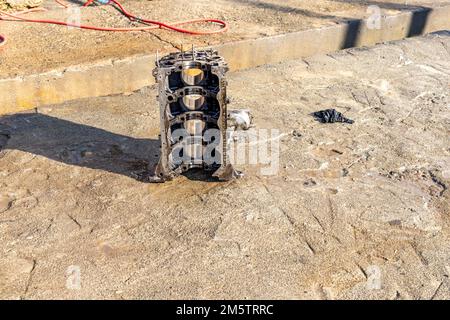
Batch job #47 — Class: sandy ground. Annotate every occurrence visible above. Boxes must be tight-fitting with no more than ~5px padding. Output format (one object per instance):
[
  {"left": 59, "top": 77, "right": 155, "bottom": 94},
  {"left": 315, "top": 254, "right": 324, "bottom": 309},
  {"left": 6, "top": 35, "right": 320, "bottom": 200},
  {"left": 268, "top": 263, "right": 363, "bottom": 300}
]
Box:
[
  {"left": 0, "top": 0, "right": 43, "bottom": 11},
  {"left": 0, "top": 33, "right": 450, "bottom": 299},
  {"left": 1, "top": 0, "right": 450, "bottom": 77}
]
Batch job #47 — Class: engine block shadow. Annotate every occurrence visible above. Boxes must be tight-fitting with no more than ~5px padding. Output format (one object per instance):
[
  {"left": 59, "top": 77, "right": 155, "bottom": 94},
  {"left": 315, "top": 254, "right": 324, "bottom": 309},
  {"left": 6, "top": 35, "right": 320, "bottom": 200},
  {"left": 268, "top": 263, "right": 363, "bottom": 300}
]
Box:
[{"left": 0, "top": 113, "right": 160, "bottom": 181}]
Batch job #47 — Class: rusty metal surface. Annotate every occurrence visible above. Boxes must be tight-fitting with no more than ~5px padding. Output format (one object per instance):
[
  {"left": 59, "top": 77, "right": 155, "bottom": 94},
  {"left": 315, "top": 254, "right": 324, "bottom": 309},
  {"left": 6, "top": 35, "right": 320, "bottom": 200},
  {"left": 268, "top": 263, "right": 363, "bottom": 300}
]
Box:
[{"left": 150, "top": 49, "right": 240, "bottom": 182}]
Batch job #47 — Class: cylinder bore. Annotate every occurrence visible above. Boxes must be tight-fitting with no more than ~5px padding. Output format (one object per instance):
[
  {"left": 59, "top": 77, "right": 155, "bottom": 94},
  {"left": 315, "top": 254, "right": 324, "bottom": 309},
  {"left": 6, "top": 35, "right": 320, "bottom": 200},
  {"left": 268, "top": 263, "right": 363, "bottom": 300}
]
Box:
[
  {"left": 185, "top": 118, "right": 205, "bottom": 136},
  {"left": 181, "top": 62, "right": 204, "bottom": 86},
  {"left": 185, "top": 143, "right": 203, "bottom": 161},
  {"left": 182, "top": 94, "right": 205, "bottom": 111}
]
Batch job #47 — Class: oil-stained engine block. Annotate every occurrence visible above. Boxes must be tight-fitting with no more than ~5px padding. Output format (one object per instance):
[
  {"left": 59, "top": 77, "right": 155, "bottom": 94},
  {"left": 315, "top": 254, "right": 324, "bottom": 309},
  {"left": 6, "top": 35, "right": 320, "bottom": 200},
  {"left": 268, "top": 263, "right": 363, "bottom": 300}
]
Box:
[{"left": 150, "top": 49, "right": 240, "bottom": 182}]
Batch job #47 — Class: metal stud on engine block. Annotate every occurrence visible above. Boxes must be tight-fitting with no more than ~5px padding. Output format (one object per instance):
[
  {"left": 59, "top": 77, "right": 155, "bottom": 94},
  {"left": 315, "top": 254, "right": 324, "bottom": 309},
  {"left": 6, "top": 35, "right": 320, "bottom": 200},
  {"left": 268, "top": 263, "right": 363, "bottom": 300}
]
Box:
[{"left": 150, "top": 48, "right": 240, "bottom": 182}]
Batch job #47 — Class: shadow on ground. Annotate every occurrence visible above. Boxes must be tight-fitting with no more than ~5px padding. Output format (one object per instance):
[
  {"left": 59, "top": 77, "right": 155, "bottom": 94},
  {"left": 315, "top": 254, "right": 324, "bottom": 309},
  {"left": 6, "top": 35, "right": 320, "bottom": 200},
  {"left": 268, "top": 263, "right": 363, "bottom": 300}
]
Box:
[
  {"left": 330, "top": 0, "right": 427, "bottom": 11},
  {"left": 0, "top": 113, "right": 226, "bottom": 182},
  {"left": 228, "top": 0, "right": 432, "bottom": 48},
  {"left": 0, "top": 113, "right": 160, "bottom": 181}
]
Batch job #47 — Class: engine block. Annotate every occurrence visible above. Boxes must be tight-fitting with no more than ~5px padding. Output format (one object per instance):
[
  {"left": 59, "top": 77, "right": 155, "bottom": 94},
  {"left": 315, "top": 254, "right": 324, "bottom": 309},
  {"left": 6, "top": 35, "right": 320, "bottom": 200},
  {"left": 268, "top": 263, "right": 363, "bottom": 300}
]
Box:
[{"left": 150, "top": 49, "right": 240, "bottom": 182}]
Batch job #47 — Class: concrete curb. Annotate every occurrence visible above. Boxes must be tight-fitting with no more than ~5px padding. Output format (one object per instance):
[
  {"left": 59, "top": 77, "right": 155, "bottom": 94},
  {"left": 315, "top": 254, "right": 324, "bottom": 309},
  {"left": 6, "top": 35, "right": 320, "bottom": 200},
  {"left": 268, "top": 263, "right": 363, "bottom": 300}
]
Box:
[{"left": 1, "top": 5, "right": 449, "bottom": 115}]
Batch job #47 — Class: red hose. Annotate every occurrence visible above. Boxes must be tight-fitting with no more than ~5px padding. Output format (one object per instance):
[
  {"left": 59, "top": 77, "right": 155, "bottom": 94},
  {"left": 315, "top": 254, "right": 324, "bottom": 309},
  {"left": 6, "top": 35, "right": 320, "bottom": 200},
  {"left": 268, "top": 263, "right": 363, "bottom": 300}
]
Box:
[
  {"left": 83, "top": 0, "right": 96, "bottom": 7},
  {"left": 0, "top": 7, "right": 48, "bottom": 48},
  {"left": 0, "top": 0, "right": 228, "bottom": 48},
  {"left": 107, "top": 0, "right": 228, "bottom": 35}
]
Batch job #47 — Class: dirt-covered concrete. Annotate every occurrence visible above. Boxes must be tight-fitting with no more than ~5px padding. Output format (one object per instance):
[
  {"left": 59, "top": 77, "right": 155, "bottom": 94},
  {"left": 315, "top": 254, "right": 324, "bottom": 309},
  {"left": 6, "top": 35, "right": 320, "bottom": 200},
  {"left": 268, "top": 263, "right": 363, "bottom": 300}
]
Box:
[
  {"left": 0, "top": 0, "right": 42, "bottom": 11},
  {"left": 1, "top": 0, "right": 450, "bottom": 77},
  {"left": 1, "top": 33, "right": 449, "bottom": 299}
]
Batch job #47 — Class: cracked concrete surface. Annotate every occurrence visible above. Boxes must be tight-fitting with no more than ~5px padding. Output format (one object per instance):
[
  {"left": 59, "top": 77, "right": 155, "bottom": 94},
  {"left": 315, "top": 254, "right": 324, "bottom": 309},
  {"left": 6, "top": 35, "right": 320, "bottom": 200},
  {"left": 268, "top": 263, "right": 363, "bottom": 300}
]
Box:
[{"left": 0, "top": 33, "right": 449, "bottom": 299}]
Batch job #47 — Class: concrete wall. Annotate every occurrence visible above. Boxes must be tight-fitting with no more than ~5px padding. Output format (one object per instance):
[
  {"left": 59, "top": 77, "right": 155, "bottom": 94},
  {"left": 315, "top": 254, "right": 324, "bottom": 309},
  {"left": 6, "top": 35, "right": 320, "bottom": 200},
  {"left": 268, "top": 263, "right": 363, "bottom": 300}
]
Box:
[{"left": 1, "top": 5, "right": 449, "bottom": 115}]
